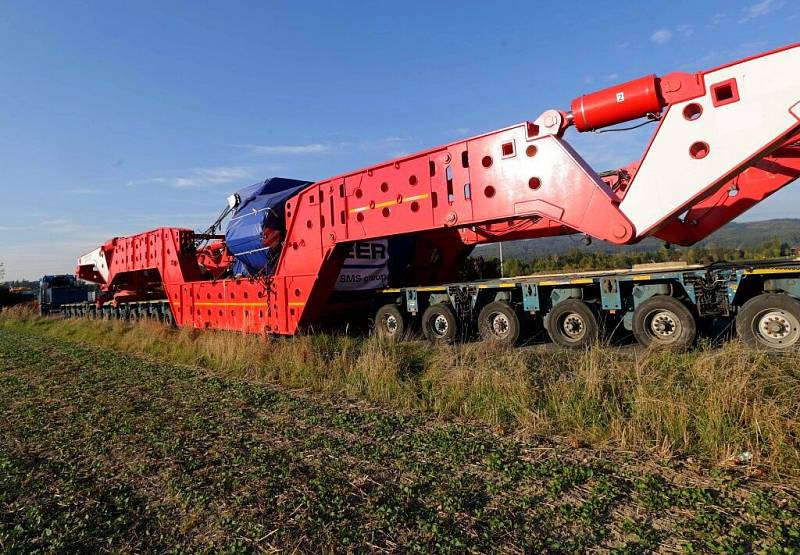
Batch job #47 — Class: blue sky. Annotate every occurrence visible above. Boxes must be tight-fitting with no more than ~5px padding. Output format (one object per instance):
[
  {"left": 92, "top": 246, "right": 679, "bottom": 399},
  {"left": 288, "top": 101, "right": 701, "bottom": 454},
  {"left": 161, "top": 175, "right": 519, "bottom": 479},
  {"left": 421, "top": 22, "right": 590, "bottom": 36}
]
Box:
[{"left": 1, "top": 0, "right": 798, "bottom": 280}]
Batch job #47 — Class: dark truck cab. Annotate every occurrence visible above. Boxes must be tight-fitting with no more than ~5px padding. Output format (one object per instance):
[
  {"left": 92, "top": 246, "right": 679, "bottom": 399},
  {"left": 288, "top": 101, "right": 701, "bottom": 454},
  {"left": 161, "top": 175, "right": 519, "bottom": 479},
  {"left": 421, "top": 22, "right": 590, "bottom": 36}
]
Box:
[{"left": 38, "top": 275, "right": 93, "bottom": 315}]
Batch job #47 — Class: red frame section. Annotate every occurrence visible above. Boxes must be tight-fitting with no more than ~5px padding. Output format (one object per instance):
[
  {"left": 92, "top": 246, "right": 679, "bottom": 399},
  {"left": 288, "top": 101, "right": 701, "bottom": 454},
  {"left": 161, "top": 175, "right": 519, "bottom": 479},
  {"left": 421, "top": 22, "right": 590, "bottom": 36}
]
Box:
[{"left": 655, "top": 134, "right": 800, "bottom": 245}]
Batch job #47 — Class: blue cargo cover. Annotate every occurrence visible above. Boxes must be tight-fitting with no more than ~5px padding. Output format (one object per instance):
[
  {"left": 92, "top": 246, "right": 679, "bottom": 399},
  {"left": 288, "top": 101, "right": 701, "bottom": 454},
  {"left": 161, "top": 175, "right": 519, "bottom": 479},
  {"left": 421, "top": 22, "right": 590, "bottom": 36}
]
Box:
[{"left": 225, "top": 177, "right": 312, "bottom": 277}]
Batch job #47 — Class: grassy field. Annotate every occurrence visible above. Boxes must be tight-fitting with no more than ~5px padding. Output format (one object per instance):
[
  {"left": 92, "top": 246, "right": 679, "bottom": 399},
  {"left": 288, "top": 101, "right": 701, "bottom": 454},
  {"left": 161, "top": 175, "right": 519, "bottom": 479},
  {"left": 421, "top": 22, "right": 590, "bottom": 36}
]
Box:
[
  {"left": 1, "top": 312, "right": 799, "bottom": 551},
  {"left": 3, "top": 309, "right": 799, "bottom": 475}
]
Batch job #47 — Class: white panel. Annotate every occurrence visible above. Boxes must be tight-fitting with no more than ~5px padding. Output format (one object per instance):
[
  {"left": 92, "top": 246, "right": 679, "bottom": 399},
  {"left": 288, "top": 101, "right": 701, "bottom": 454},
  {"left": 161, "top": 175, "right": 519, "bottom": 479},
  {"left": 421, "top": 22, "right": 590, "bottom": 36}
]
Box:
[
  {"left": 78, "top": 247, "right": 109, "bottom": 281},
  {"left": 619, "top": 46, "right": 800, "bottom": 236}
]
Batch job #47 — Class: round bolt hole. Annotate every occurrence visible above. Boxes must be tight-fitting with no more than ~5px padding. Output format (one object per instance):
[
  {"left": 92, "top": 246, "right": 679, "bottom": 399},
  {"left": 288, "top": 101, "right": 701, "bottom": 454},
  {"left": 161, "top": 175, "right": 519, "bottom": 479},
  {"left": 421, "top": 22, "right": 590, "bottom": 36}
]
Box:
[
  {"left": 409, "top": 175, "right": 417, "bottom": 186},
  {"left": 306, "top": 220, "right": 313, "bottom": 228},
  {"left": 689, "top": 141, "right": 710, "bottom": 159},
  {"left": 382, "top": 207, "right": 390, "bottom": 217},
  {"left": 380, "top": 182, "right": 389, "bottom": 193},
  {"left": 355, "top": 189, "right": 363, "bottom": 198},
  {"left": 683, "top": 103, "right": 703, "bottom": 121},
  {"left": 484, "top": 185, "right": 496, "bottom": 198},
  {"left": 410, "top": 201, "right": 420, "bottom": 212},
  {"left": 294, "top": 288, "right": 301, "bottom": 297},
  {"left": 526, "top": 145, "right": 538, "bottom": 157},
  {"left": 482, "top": 155, "right": 493, "bottom": 168},
  {"left": 356, "top": 212, "right": 364, "bottom": 222},
  {"left": 528, "top": 177, "right": 541, "bottom": 190}
]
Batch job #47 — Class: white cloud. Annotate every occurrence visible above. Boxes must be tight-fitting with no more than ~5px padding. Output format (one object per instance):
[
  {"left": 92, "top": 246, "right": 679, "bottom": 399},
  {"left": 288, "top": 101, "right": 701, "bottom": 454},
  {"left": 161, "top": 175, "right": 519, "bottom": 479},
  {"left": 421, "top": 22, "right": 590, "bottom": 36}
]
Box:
[
  {"left": 233, "top": 143, "right": 332, "bottom": 156},
  {"left": 174, "top": 166, "right": 252, "bottom": 188},
  {"left": 738, "top": 0, "right": 783, "bottom": 23},
  {"left": 127, "top": 176, "right": 168, "bottom": 187},
  {"left": 233, "top": 137, "right": 413, "bottom": 158},
  {"left": 65, "top": 187, "right": 102, "bottom": 195},
  {"left": 676, "top": 24, "right": 694, "bottom": 37},
  {"left": 40, "top": 218, "right": 73, "bottom": 226},
  {"left": 650, "top": 29, "right": 673, "bottom": 44},
  {"left": 129, "top": 167, "right": 252, "bottom": 189}
]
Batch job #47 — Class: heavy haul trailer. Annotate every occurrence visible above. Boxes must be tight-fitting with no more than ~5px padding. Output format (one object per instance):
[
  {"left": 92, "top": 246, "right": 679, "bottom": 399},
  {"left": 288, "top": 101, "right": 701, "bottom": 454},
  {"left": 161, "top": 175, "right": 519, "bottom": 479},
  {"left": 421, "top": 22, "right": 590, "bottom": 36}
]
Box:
[
  {"left": 372, "top": 259, "right": 800, "bottom": 350},
  {"left": 67, "top": 43, "right": 800, "bottom": 347}
]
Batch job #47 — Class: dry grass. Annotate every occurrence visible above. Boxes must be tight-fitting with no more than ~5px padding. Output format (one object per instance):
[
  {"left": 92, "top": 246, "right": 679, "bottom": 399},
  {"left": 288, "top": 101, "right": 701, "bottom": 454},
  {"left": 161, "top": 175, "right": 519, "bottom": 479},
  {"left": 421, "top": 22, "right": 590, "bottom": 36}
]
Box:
[{"left": 3, "top": 305, "right": 799, "bottom": 474}]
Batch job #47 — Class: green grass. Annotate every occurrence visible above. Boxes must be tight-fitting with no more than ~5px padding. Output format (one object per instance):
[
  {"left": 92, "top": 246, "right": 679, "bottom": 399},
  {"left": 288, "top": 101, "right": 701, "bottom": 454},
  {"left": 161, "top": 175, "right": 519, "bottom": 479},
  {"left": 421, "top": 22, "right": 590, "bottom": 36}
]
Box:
[
  {"left": 1, "top": 325, "right": 799, "bottom": 552},
  {"left": 2, "top": 308, "right": 799, "bottom": 476}
]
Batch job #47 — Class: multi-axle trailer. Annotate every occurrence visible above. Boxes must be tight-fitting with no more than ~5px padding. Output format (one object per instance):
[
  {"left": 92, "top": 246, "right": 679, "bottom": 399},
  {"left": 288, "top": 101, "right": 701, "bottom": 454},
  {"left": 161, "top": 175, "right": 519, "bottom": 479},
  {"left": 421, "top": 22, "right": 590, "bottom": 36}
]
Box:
[
  {"left": 64, "top": 43, "right": 800, "bottom": 350},
  {"left": 62, "top": 258, "right": 800, "bottom": 350},
  {"left": 372, "top": 258, "right": 800, "bottom": 349}
]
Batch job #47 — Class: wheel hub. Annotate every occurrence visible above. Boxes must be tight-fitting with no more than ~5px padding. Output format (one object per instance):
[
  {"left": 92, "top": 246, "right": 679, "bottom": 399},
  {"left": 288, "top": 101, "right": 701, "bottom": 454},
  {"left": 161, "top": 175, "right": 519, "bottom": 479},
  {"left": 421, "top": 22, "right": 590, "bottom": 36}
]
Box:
[
  {"left": 756, "top": 309, "right": 800, "bottom": 346},
  {"left": 490, "top": 313, "right": 510, "bottom": 337},
  {"left": 384, "top": 314, "right": 398, "bottom": 334},
  {"left": 649, "top": 310, "right": 680, "bottom": 338},
  {"left": 562, "top": 313, "right": 585, "bottom": 339},
  {"left": 433, "top": 314, "right": 449, "bottom": 336}
]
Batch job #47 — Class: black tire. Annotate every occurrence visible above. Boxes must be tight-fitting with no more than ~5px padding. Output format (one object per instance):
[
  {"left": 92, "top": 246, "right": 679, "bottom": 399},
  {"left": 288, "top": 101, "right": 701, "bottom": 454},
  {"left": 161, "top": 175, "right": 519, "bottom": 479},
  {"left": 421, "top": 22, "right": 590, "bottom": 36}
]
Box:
[
  {"left": 374, "top": 304, "right": 406, "bottom": 340},
  {"left": 632, "top": 295, "right": 697, "bottom": 349},
  {"left": 545, "top": 299, "right": 599, "bottom": 348},
  {"left": 162, "top": 308, "right": 175, "bottom": 327},
  {"left": 736, "top": 293, "right": 800, "bottom": 350},
  {"left": 478, "top": 301, "right": 522, "bottom": 345},
  {"left": 421, "top": 303, "right": 459, "bottom": 344}
]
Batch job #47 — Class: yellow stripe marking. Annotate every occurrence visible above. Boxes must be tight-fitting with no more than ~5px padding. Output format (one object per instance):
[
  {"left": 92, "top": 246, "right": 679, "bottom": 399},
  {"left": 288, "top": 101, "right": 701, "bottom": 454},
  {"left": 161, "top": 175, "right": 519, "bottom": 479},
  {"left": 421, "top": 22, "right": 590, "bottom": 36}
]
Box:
[
  {"left": 348, "top": 193, "right": 429, "bottom": 214},
  {"left": 633, "top": 275, "right": 652, "bottom": 281},
  {"left": 570, "top": 278, "right": 594, "bottom": 284},
  {"left": 194, "top": 302, "right": 266, "bottom": 307},
  {"left": 745, "top": 268, "right": 800, "bottom": 275}
]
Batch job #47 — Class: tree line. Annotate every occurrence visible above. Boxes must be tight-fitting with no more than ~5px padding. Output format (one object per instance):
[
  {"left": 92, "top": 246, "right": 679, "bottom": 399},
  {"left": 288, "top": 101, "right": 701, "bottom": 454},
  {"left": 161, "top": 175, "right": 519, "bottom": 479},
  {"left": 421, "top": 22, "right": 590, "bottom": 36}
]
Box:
[{"left": 462, "top": 238, "right": 797, "bottom": 280}]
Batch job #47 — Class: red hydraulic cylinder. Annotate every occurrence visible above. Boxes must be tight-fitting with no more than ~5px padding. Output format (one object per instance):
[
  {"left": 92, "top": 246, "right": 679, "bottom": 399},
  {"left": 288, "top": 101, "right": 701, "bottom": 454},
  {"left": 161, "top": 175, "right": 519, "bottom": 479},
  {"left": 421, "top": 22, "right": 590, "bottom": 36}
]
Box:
[{"left": 571, "top": 75, "right": 664, "bottom": 132}]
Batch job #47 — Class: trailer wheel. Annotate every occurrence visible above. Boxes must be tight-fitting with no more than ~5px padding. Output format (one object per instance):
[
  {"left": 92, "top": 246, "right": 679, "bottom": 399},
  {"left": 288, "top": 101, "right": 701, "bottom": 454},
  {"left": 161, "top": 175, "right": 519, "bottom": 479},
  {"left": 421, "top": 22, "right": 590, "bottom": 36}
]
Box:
[
  {"left": 421, "top": 303, "right": 458, "bottom": 344},
  {"left": 632, "top": 296, "right": 697, "bottom": 349},
  {"left": 736, "top": 293, "right": 800, "bottom": 350},
  {"left": 545, "top": 299, "right": 599, "bottom": 348},
  {"left": 478, "top": 301, "right": 522, "bottom": 345},
  {"left": 374, "top": 304, "right": 406, "bottom": 340},
  {"left": 163, "top": 309, "right": 175, "bottom": 327}
]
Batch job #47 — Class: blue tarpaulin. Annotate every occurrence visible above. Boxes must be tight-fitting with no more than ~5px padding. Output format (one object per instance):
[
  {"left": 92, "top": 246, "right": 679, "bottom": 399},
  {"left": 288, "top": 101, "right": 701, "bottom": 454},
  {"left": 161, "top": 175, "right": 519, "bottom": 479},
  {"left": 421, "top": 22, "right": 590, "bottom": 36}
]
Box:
[{"left": 225, "top": 177, "right": 312, "bottom": 276}]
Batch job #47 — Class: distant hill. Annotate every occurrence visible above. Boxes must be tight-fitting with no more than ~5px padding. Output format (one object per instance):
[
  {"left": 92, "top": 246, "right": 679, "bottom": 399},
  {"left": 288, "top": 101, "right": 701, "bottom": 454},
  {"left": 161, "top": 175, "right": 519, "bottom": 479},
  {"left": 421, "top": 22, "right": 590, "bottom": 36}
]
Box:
[{"left": 473, "top": 219, "right": 800, "bottom": 260}]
